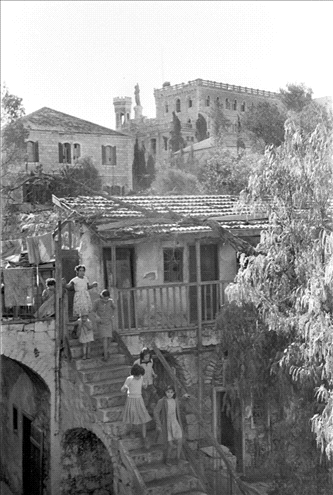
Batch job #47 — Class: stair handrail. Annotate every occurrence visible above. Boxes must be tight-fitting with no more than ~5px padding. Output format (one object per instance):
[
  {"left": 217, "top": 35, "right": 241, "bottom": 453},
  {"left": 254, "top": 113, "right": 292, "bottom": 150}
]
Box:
[
  {"left": 118, "top": 439, "right": 148, "bottom": 495},
  {"left": 113, "top": 329, "right": 135, "bottom": 364},
  {"left": 152, "top": 343, "right": 262, "bottom": 495}
]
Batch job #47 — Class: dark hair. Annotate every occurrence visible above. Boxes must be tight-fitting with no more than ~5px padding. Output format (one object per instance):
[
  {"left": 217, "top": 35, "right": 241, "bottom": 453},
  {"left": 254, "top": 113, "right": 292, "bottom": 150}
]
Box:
[
  {"left": 131, "top": 364, "right": 145, "bottom": 377},
  {"left": 101, "top": 289, "right": 110, "bottom": 298},
  {"left": 165, "top": 385, "right": 176, "bottom": 396},
  {"left": 75, "top": 264, "right": 86, "bottom": 273},
  {"left": 139, "top": 347, "right": 152, "bottom": 363},
  {"left": 46, "top": 278, "right": 56, "bottom": 287}
]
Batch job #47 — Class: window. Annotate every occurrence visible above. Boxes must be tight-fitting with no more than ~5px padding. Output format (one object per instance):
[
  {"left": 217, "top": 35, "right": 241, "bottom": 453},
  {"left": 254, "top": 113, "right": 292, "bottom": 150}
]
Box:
[
  {"left": 27, "top": 141, "right": 39, "bottom": 162},
  {"left": 73, "top": 143, "right": 81, "bottom": 161},
  {"left": 58, "top": 142, "right": 71, "bottom": 164},
  {"left": 206, "top": 95, "right": 210, "bottom": 106},
  {"left": 216, "top": 96, "right": 220, "bottom": 105},
  {"left": 241, "top": 101, "right": 246, "bottom": 112},
  {"left": 176, "top": 99, "right": 181, "bottom": 113},
  {"left": 187, "top": 119, "right": 192, "bottom": 128},
  {"left": 163, "top": 136, "right": 168, "bottom": 151},
  {"left": 102, "top": 145, "right": 117, "bottom": 165},
  {"left": 163, "top": 248, "right": 183, "bottom": 282},
  {"left": 188, "top": 98, "right": 193, "bottom": 108},
  {"left": 225, "top": 98, "right": 230, "bottom": 110},
  {"left": 165, "top": 102, "right": 169, "bottom": 113},
  {"left": 13, "top": 405, "right": 18, "bottom": 432},
  {"left": 233, "top": 99, "right": 237, "bottom": 111}
]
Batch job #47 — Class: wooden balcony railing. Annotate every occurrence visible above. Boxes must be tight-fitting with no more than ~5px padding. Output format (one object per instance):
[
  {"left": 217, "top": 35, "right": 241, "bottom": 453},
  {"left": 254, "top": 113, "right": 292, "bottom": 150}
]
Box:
[{"left": 116, "top": 280, "right": 232, "bottom": 333}]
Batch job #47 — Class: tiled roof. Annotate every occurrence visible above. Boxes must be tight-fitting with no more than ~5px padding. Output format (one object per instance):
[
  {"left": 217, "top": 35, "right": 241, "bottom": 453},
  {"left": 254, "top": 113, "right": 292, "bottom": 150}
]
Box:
[
  {"left": 20, "top": 107, "right": 126, "bottom": 136},
  {"left": 54, "top": 194, "right": 268, "bottom": 242}
]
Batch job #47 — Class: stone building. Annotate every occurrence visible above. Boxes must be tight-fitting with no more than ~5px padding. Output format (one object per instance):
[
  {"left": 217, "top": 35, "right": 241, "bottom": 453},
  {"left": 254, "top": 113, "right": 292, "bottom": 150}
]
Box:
[
  {"left": 1, "top": 193, "right": 274, "bottom": 495},
  {"left": 113, "top": 78, "right": 280, "bottom": 173},
  {"left": 17, "top": 107, "right": 134, "bottom": 194}
]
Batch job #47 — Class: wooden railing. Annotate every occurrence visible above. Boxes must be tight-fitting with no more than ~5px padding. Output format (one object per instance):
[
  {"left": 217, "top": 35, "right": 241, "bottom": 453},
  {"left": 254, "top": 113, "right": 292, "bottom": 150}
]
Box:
[
  {"left": 115, "top": 280, "right": 232, "bottom": 333},
  {"left": 152, "top": 344, "right": 262, "bottom": 495}
]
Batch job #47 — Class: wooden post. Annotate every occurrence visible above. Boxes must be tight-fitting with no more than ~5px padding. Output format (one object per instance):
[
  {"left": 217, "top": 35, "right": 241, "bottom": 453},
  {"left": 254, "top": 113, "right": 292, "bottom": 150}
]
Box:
[
  {"left": 54, "top": 221, "right": 63, "bottom": 426},
  {"left": 195, "top": 240, "right": 203, "bottom": 418}
]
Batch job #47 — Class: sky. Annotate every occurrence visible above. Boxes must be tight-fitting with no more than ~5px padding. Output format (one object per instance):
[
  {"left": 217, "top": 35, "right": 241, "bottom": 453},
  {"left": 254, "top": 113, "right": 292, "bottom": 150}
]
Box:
[{"left": 1, "top": 1, "right": 332, "bottom": 129}]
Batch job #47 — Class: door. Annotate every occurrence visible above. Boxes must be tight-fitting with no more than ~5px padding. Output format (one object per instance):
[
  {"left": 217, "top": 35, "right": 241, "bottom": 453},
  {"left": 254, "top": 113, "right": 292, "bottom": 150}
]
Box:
[
  {"left": 216, "top": 392, "right": 243, "bottom": 473},
  {"left": 22, "top": 416, "right": 43, "bottom": 495},
  {"left": 189, "top": 244, "right": 218, "bottom": 322}
]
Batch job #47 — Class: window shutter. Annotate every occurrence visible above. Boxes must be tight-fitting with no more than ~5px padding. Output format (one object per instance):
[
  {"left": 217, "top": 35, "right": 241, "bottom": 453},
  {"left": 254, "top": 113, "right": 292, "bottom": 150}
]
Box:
[
  {"left": 35, "top": 141, "right": 39, "bottom": 162},
  {"left": 102, "top": 145, "right": 106, "bottom": 165},
  {"left": 112, "top": 146, "right": 117, "bottom": 165},
  {"left": 68, "top": 144, "right": 71, "bottom": 164},
  {"left": 58, "top": 143, "right": 63, "bottom": 163}
]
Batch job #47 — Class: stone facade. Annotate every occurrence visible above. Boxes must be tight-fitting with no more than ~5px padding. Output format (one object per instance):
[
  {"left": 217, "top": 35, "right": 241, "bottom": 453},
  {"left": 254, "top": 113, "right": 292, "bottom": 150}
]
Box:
[{"left": 114, "top": 78, "right": 281, "bottom": 171}]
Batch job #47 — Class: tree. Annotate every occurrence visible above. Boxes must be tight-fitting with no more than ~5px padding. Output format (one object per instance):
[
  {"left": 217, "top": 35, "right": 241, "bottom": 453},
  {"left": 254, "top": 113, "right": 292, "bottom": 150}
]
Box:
[
  {"left": 199, "top": 138, "right": 260, "bottom": 195},
  {"left": 195, "top": 113, "right": 208, "bottom": 142},
  {"left": 132, "top": 138, "right": 147, "bottom": 191},
  {"left": 242, "top": 101, "right": 287, "bottom": 152},
  {"left": 1, "top": 83, "right": 26, "bottom": 124},
  {"left": 169, "top": 112, "right": 185, "bottom": 152},
  {"left": 225, "top": 114, "right": 333, "bottom": 480},
  {"left": 280, "top": 83, "right": 313, "bottom": 113},
  {"left": 210, "top": 99, "right": 231, "bottom": 139},
  {"left": 150, "top": 167, "right": 202, "bottom": 195}
]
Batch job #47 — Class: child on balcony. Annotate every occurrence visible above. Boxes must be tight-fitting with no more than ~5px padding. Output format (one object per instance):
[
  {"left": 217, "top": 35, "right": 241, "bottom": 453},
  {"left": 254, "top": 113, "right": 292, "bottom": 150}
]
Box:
[
  {"left": 133, "top": 347, "right": 158, "bottom": 414},
  {"left": 66, "top": 265, "right": 97, "bottom": 319},
  {"left": 154, "top": 385, "right": 190, "bottom": 466},
  {"left": 77, "top": 313, "right": 94, "bottom": 359},
  {"left": 92, "top": 289, "right": 116, "bottom": 361},
  {"left": 121, "top": 363, "right": 152, "bottom": 448}
]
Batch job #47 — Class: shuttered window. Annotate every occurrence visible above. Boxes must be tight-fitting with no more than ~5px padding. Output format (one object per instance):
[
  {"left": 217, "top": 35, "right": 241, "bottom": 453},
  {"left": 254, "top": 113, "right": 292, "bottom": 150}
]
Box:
[
  {"left": 102, "top": 145, "right": 117, "bottom": 165},
  {"left": 27, "top": 141, "right": 39, "bottom": 162}
]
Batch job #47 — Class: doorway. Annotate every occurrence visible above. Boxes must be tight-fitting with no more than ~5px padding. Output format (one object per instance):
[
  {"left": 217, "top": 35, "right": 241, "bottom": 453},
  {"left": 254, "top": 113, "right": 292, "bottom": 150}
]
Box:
[
  {"left": 22, "top": 415, "right": 43, "bottom": 495},
  {"left": 189, "top": 243, "right": 218, "bottom": 322},
  {"left": 213, "top": 389, "right": 243, "bottom": 473}
]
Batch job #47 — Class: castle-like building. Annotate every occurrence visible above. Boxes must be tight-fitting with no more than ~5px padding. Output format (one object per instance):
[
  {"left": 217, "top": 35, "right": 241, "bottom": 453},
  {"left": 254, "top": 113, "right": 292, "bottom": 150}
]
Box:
[{"left": 113, "top": 78, "right": 280, "bottom": 170}]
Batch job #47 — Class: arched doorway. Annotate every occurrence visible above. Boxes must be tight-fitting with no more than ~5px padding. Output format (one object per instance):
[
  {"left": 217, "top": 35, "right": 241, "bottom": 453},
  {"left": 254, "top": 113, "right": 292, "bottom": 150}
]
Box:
[{"left": 61, "top": 428, "right": 114, "bottom": 494}]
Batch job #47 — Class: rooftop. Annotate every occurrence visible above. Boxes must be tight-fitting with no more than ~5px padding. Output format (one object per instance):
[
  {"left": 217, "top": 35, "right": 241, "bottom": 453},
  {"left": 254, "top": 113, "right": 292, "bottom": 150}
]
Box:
[{"left": 20, "top": 107, "right": 126, "bottom": 136}]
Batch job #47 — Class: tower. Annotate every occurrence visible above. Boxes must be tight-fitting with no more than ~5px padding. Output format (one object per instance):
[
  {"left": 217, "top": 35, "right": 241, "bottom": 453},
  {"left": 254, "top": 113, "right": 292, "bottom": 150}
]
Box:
[{"left": 113, "top": 97, "right": 132, "bottom": 130}]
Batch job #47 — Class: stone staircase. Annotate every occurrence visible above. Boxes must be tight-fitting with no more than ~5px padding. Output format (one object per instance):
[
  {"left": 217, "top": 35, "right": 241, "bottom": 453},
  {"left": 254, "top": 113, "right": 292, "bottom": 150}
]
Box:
[{"left": 68, "top": 336, "right": 209, "bottom": 495}]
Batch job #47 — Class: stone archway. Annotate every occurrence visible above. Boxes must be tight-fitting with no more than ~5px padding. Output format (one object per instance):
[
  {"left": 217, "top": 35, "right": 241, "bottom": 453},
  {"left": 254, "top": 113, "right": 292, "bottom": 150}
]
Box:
[
  {"left": 0, "top": 356, "right": 51, "bottom": 495},
  {"left": 61, "top": 428, "right": 114, "bottom": 495}
]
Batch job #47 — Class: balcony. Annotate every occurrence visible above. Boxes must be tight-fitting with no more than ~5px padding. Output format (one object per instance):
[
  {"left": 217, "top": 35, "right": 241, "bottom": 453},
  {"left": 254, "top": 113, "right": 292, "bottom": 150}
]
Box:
[{"left": 115, "top": 280, "right": 231, "bottom": 333}]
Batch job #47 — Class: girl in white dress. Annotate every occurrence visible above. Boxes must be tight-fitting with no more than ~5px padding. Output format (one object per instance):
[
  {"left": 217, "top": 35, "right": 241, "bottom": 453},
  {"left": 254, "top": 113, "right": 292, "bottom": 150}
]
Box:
[
  {"left": 121, "top": 364, "right": 152, "bottom": 447},
  {"left": 66, "top": 265, "right": 97, "bottom": 318}
]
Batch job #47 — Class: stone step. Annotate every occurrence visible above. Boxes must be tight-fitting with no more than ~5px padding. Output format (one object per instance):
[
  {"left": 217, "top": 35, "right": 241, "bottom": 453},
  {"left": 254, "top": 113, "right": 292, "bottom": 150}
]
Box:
[
  {"left": 91, "top": 391, "right": 127, "bottom": 409},
  {"left": 139, "top": 460, "right": 191, "bottom": 484},
  {"left": 96, "top": 406, "right": 124, "bottom": 423},
  {"left": 130, "top": 444, "right": 164, "bottom": 466},
  {"left": 84, "top": 377, "right": 125, "bottom": 396},
  {"left": 78, "top": 364, "right": 130, "bottom": 383},
  {"left": 74, "top": 353, "right": 129, "bottom": 370},
  {"left": 146, "top": 473, "right": 200, "bottom": 495},
  {"left": 102, "top": 421, "right": 129, "bottom": 438},
  {"left": 69, "top": 341, "right": 125, "bottom": 360}
]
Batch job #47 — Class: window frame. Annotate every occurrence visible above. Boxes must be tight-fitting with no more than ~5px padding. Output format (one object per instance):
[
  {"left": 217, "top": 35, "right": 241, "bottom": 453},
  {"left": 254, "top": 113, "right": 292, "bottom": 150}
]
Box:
[
  {"left": 163, "top": 248, "right": 184, "bottom": 283},
  {"left": 175, "top": 98, "right": 181, "bottom": 113}
]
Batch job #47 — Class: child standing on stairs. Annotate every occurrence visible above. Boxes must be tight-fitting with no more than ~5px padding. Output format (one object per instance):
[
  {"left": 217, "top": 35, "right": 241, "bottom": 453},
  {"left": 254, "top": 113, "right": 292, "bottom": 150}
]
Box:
[
  {"left": 92, "top": 289, "right": 116, "bottom": 361},
  {"left": 154, "top": 385, "right": 190, "bottom": 466},
  {"left": 77, "top": 313, "right": 94, "bottom": 359},
  {"left": 133, "top": 347, "right": 158, "bottom": 414},
  {"left": 66, "top": 265, "right": 98, "bottom": 320},
  {"left": 121, "top": 364, "right": 152, "bottom": 448}
]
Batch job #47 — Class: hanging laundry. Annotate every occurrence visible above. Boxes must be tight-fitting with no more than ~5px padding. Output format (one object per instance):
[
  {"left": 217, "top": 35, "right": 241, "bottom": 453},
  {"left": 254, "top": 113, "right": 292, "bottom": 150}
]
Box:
[
  {"left": 1, "top": 239, "right": 23, "bottom": 263},
  {"left": 3, "top": 267, "right": 34, "bottom": 307},
  {"left": 27, "top": 232, "right": 55, "bottom": 264}
]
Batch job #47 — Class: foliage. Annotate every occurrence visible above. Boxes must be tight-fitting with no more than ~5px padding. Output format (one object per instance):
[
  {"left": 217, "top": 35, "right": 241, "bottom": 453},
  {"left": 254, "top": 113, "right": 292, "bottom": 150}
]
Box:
[
  {"left": 210, "top": 99, "right": 231, "bottom": 139},
  {"left": 280, "top": 83, "right": 313, "bottom": 113},
  {"left": 169, "top": 111, "right": 185, "bottom": 152},
  {"left": 226, "top": 118, "right": 333, "bottom": 462},
  {"left": 198, "top": 142, "right": 260, "bottom": 194},
  {"left": 242, "top": 101, "right": 287, "bottom": 152},
  {"left": 1, "top": 83, "right": 25, "bottom": 124},
  {"left": 132, "top": 138, "right": 147, "bottom": 191},
  {"left": 150, "top": 166, "right": 202, "bottom": 195},
  {"left": 51, "top": 155, "right": 102, "bottom": 196},
  {"left": 195, "top": 113, "right": 208, "bottom": 142},
  {"left": 145, "top": 154, "right": 156, "bottom": 188}
]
